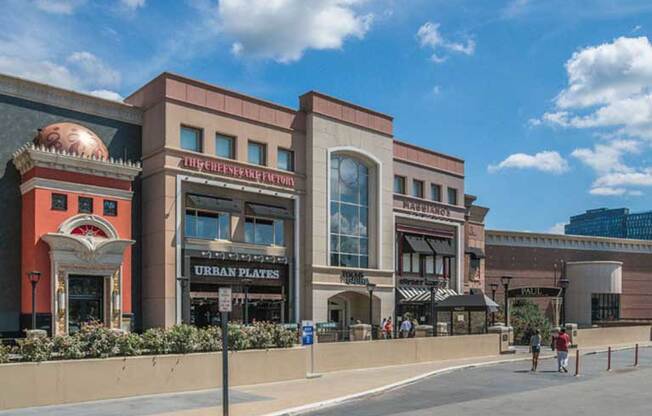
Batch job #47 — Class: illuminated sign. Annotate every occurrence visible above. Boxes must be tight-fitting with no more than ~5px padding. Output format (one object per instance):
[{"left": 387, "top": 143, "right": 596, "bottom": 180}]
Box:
[{"left": 183, "top": 156, "right": 295, "bottom": 188}]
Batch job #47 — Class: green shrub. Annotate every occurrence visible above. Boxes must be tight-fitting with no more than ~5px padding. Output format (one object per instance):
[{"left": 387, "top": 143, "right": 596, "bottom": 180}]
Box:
[
  {"left": 116, "top": 333, "right": 143, "bottom": 356},
  {"left": 196, "top": 326, "right": 221, "bottom": 352},
  {"left": 246, "top": 322, "right": 276, "bottom": 349},
  {"left": 0, "top": 343, "right": 10, "bottom": 363},
  {"left": 227, "top": 324, "right": 251, "bottom": 351},
  {"left": 141, "top": 328, "right": 170, "bottom": 355},
  {"left": 167, "top": 324, "right": 199, "bottom": 354},
  {"left": 271, "top": 324, "right": 297, "bottom": 348},
  {"left": 53, "top": 335, "right": 85, "bottom": 360},
  {"left": 18, "top": 336, "right": 53, "bottom": 362},
  {"left": 76, "top": 322, "right": 120, "bottom": 358}
]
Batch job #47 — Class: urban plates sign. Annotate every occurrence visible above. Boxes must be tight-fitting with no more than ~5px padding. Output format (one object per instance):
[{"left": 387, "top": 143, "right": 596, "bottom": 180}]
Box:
[
  {"left": 183, "top": 156, "right": 295, "bottom": 188},
  {"left": 507, "top": 287, "right": 562, "bottom": 298},
  {"left": 193, "top": 265, "right": 280, "bottom": 279},
  {"left": 190, "top": 258, "right": 287, "bottom": 286}
]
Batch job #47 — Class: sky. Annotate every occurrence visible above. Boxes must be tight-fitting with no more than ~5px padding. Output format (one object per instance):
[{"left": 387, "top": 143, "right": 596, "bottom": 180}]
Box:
[{"left": 2, "top": 0, "right": 652, "bottom": 233}]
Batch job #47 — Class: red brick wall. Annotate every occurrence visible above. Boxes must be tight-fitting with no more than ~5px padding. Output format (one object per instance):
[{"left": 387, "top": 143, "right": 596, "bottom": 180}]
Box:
[{"left": 485, "top": 245, "right": 652, "bottom": 320}]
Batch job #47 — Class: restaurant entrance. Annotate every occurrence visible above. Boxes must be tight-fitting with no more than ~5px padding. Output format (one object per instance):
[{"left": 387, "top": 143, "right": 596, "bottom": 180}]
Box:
[{"left": 68, "top": 275, "right": 104, "bottom": 334}]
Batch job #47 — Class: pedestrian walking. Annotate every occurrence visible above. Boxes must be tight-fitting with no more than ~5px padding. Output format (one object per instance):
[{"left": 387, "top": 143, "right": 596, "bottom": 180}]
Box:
[
  {"left": 381, "top": 317, "right": 387, "bottom": 338},
  {"left": 530, "top": 328, "right": 542, "bottom": 372},
  {"left": 400, "top": 317, "right": 412, "bottom": 338},
  {"left": 384, "top": 317, "right": 393, "bottom": 339},
  {"left": 555, "top": 327, "right": 571, "bottom": 372}
]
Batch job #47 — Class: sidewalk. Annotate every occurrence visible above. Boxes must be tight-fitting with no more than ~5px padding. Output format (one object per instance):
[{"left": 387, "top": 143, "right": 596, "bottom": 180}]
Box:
[{"left": 156, "top": 353, "right": 533, "bottom": 416}]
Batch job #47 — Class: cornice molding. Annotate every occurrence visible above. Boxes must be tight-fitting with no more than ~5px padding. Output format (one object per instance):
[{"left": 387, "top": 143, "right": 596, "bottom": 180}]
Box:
[
  {"left": 20, "top": 177, "right": 134, "bottom": 200},
  {"left": 12, "top": 143, "right": 141, "bottom": 181},
  {"left": 486, "top": 229, "right": 652, "bottom": 254},
  {"left": 0, "top": 73, "right": 142, "bottom": 125}
]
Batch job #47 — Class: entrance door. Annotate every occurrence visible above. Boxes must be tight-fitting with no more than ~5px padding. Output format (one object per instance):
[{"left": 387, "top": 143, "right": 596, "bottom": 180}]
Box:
[{"left": 68, "top": 275, "right": 104, "bottom": 333}]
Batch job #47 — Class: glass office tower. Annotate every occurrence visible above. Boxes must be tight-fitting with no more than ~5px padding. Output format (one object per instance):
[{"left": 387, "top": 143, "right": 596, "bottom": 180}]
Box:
[{"left": 565, "top": 207, "right": 652, "bottom": 240}]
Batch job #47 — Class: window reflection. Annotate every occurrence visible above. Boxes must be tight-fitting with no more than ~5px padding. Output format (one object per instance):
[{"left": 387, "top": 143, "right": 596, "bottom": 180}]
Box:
[{"left": 329, "top": 154, "right": 369, "bottom": 268}]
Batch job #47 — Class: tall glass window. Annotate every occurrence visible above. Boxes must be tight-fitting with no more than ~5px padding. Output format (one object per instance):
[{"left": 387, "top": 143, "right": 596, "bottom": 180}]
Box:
[
  {"left": 185, "top": 195, "right": 230, "bottom": 240},
  {"left": 330, "top": 154, "right": 369, "bottom": 268},
  {"left": 447, "top": 187, "right": 458, "bottom": 205},
  {"left": 278, "top": 148, "right": 294, "bottom": 171},
  {"left": 245, "top": 217, "right": 284, "bottom": 246},
  {"left": 216, "top": 134, "right": 235, "bottom": 159},
  {"left": 412, "top": 180, "right": 424, "bottom": 198},
  {"left": 431, "top": 184, "right": 441, "bottom": 202},
  {"left": 181, "top": 126, "right": 202, "bottom": 152},
  {"left": 393, "top": 176, "right": 405, "bottom": 194},
  {"left": 248, "top": 141, "right": 266, "bottom": 165}
]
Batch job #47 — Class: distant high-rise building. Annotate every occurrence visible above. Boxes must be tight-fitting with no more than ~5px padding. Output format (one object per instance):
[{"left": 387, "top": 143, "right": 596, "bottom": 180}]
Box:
[{"left": 565, "top": 207, "right": 652, "bottom": 240}]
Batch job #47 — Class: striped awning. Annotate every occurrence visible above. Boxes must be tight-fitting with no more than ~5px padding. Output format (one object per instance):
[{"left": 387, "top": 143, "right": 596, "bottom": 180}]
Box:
[{"left": 397, "top": 287, "right": 457, "bottom": 303}]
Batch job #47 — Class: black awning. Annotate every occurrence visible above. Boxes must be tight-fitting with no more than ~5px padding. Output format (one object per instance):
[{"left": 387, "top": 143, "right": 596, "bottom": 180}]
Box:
[
  {"left": 186, "top": 194, "right": 241, "bottom": 213},
  {"left": 466, "top": 247, "right": 485, "bottom": 259},
  {"left": 427, "top": 238, "right": 456, "bottom": 256},
  {"left": 404, "top": 235, "right": 434, "bottom": 254},
  {"left": 246, "top": 203, "right": 294, "bottom": 220},
  {"left": 435, "top": 294, "right": 499, "bottom": 312}
]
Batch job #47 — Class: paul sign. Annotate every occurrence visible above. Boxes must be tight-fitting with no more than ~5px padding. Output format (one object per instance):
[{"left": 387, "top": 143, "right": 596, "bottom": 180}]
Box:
[{"left": 507, "top": 287, "right": 562, "bottom": 298}]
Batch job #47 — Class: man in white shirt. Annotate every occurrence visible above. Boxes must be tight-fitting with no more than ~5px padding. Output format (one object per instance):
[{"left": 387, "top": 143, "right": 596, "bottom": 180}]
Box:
[{"left": 400, "top": 318, "right": 412, "bottom": 338}]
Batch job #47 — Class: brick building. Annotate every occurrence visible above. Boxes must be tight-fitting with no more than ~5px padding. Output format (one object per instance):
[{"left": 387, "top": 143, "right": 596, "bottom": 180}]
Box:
[{"left": 485, "top": 230, "right": 652, "bottom": 326}]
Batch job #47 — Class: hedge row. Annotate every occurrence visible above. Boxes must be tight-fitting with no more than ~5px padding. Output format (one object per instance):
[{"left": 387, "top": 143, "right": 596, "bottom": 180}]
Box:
[{"left": 1, "top": 322, "right": 297, "bottom": 363}]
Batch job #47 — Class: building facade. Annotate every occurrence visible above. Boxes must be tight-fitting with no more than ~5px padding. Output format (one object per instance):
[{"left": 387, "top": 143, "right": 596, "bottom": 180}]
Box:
[
  {"left": 0, "top": 73, "right": 142, "bottom": 337},
  {"left": 565, "top": 207, "right": 652, "bottom": 240},
  {"left": 0, "top": 71, "right": 487, "bottom": 336},
  {"left": 485, "top": 230, "right": 652, "bottom": 326}
]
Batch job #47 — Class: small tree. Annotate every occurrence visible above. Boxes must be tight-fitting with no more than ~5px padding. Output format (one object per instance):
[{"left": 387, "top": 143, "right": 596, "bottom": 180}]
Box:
[{"left": 499, "top": 299, "right": 552, "bottom": 345}]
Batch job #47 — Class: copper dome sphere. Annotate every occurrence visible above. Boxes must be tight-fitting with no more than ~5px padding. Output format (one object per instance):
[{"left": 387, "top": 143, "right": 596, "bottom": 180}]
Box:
[{"left": 34, "top": 122, "right": 109, "bottom": 159}]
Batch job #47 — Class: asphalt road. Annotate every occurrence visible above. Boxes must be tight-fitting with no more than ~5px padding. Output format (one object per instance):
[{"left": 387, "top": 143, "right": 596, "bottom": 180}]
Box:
[{"left": 305, "top": 347, "right": 652, "bottom": 416}]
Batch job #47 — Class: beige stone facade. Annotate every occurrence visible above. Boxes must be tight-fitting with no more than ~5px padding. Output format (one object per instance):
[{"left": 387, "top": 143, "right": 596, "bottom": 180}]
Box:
[{"left": 123, "top": 72, "right": 486, "bottom": 329}]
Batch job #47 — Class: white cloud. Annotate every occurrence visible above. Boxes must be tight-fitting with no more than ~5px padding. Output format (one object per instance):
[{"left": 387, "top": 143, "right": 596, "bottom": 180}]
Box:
[
  {"left": 571, "top": 139, "right": 640, "bottom": 175},
  {"left": 547, "top": 222, "right": 567, "bottom": 234},
  {"left": 488, "top": 151, "right": 569, "bottom": 174},
  {"left": 417, "top": 22, "right": 475, "bottom": 64},
  {"left": 67, "top": 51, "right": 121, "bottom": 88},
  {"left": 589, "top": 187, "right": 627, "bottom": 196},
  {"left": 33, "top": 0, "right": 85, "bottom": 14},
  {"left": 217, "top": 0, "right": 373, "bottom": 63},
  {"left": 538, "top": 37, "right": 652, "bottom": 139},
  {"left": 120, "top": 0, "right": 145, "bottom": 10},
  {"left": 593, "top": 169, "right": 652, "bottom": 187},
  {"left": 89, "top": 89, "right": 123, "bottom": 101}
]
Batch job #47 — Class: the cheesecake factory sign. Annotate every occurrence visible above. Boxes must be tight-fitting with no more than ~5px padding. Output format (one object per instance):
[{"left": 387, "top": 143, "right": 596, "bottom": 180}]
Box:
[{"left": 183, "top": 156, "right": 295, "bottom": 188}]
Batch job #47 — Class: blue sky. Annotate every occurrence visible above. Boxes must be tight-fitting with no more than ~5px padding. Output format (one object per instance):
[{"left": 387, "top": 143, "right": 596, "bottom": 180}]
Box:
[{"left": 2, "top": 0, "right": 652, "bottom": 233}]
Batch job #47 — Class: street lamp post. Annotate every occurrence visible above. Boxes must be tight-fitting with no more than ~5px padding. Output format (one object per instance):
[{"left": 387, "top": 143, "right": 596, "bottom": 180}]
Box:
[
  {"left": 366, "top": 282, "right": 376, "bottom": 339},
  {"left": 559, "top": 261, "right": 569, "bottom": 326},
  {"left": 490, "top": 282, "right": 499, "bottom": 326},
  {"left": 242, "top": 278, "right": 252, "bottom": 324},
  {"left": 176, "top": 275, "right": 190, "bottom": 324},
  {"left": 500, "top": 276, "right": 513, "bottom": 327},
  {"left": 27, "top": 271, "right": 41, "bottom": 330}
]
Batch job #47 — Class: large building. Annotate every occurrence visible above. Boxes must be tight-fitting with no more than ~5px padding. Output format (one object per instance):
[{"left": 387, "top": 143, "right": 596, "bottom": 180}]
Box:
[
  {"left": 485, "top": 230, "right": 652, "bottom": 326},
  {"left": 565, "top": 207, "right": 652, "bottom": 240},
  {"left": 0, "top": 72, "right": 488, "bottom": 336}
]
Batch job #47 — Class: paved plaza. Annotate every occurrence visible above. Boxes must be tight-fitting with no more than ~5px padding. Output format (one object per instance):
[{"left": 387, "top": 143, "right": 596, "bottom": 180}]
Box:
[
  {"left": 0, "top": 347, "right": 649, "bottom": 416},
  {"left": 307, "top": 347, "right": 652, "bottom": 416}
]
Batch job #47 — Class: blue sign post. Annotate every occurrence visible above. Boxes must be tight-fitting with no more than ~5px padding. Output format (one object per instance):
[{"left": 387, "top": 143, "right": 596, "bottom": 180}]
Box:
[{"left": 302, "top": 320, "right": 314, "bottom": 346}]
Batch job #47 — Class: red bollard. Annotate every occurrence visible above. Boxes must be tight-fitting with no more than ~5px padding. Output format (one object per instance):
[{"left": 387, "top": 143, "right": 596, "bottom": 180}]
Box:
[
  {"left": 607, "top": 347, "right": 612, "bottom": 371},
  {"left": 575, "top": 349, "right": 580, "bottom": 377},
  {"left": 634, "top": 344, "right": 639, "bottom": 367}
]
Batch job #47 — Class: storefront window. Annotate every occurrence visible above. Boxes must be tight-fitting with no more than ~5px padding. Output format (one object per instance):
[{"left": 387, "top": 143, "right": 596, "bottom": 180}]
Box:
[
  {"left": 425, "top": 255, "right": 434, "bottom": 274},
  {"left": 185, "top": 194, "right": 231, "bottom": 240},
  {"left": 591, "top": 293, "right": 620, "bottom": 322},
  {"left": 245, "top": 217, "right": 284, "bottom": 246},
  {"left": 402, "top": 253, "right": 421, "bottom": 273},
  {"left": 330, "top": 154, "right": 369, "bottom": 268}
]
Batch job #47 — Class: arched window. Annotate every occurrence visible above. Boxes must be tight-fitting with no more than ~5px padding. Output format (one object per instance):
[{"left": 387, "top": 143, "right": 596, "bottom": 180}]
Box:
[{"left": 330, "top": 154, "right": 369, "bottom": 268}]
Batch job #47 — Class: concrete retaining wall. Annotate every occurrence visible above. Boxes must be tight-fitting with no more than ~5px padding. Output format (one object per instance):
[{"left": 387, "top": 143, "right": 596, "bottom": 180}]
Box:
[
  {"left": 314, "top": 334, "right": 500, "bottom": 373},
  {"left": 0, "top": 347, "right": 307, "bottom": 410},
  {"left": 576, "top": 325, "right": 651, "bottom": 348}
]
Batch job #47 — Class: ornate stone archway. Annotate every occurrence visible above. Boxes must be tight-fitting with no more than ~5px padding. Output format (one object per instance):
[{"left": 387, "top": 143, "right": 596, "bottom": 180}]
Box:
[{"left": 42, "top": 214, "right": 134, "bottom": 335}]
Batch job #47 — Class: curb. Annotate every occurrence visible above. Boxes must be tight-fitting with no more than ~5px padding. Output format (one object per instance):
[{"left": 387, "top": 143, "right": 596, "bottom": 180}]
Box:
[
  {"left": 262, "top": 355, "right": 537, "bottom": 416},
  {"left": 263, "top": 344, "right": 649, "bottom": 416}
]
